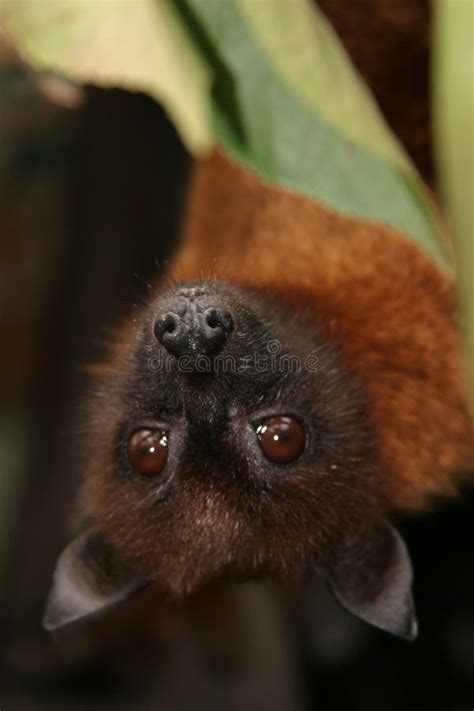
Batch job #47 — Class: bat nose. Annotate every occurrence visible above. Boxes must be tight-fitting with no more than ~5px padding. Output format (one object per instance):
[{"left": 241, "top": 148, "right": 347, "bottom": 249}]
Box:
[{"left": 154, "top": 302, "right": 233, "bottom": 358}]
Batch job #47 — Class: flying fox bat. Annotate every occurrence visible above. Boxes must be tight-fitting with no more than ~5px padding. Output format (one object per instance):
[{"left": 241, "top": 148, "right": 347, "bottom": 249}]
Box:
[{"left": 43, "top": 148, "right": 473, "bottom": 642}]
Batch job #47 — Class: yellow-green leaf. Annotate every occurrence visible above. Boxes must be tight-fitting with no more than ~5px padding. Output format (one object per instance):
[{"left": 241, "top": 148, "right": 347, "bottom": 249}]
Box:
[
  {"left": 433, "top": 0, "right": 474, "bottom": 402},
  {"left": 236, "top": 0, "right": 409, "bottom": 173}
]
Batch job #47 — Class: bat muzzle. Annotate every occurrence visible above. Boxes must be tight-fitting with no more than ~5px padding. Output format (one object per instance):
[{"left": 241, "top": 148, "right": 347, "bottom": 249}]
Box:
[{"left": 154, "top": 286, "right": 233, "bottom": 359}]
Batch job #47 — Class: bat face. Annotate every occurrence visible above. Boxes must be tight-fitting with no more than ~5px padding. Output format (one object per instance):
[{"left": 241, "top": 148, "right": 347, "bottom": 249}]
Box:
[
  {"left": 83, "top": 281, "right": 379, "bottom": 595},
  {"left": 45, "top": 280, "right": 417, "bottom": 640}
]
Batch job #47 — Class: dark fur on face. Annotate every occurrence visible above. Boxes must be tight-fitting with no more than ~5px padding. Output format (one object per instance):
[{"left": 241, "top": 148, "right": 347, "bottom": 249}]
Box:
[{"left": 82, "top": 281, "right": 382, "bottom": 597}]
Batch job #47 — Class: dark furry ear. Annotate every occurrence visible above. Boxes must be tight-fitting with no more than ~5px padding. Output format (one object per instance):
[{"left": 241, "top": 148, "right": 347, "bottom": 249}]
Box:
[
  {"left": 43, "top": 527, "right": 152, "bottom": 632},
  {"left": 324, "top": 519, "right": 418, "bottom": 641}
]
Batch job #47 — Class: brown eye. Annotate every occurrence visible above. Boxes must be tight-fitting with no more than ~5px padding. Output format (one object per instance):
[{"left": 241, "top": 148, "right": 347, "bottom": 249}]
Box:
[
  {"left": 256, "top": 416, "right": 305, "bottom": 464},
  {"left": 127, "top": 428, "right": 168, "bottom": 477}
]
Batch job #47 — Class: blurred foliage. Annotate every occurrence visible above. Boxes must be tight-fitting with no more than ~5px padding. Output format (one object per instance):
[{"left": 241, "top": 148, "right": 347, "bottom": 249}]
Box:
[
  {"left": 0, "top": 62, "right": 80, "bottom": 581},
  {"left": 0, "top": 0, "right": 212, "bottom": 152},
  {"left": 0, "top": 0, "right": 450, "bottom": 270},
  {"left": 433, "top": 0, "right": 474, "bottom": 404}
]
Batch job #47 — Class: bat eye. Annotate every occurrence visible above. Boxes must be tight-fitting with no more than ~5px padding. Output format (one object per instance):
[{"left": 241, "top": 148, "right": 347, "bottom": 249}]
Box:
[
  {"left": 127, "top": 428, "right": 168, "bottom": 477},
  {"left": 256, "top": 416, "right": 305, "bottom": 464}
]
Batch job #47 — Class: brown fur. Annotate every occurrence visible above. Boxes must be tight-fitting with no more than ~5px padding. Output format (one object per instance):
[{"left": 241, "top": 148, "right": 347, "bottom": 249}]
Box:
[{"left": 171, "top": 150, "right": 473, "bottom": 511}]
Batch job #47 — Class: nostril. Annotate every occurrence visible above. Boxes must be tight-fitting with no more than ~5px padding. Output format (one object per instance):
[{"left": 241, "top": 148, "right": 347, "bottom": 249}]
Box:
[
  {"left": 154, "top": 305, "right": 232, "bottom": 359},
  {"left": 154, "top": 313, "right": 180, "bottom": 342},
  {"left": 206, "top": 313, "right": 219, "bottom": 329},
  {"left": 204, "top": 308, "right": 233, "bottom": 334}
]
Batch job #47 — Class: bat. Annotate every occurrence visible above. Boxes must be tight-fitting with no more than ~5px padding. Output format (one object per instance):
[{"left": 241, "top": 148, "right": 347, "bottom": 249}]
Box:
[
  {"left": 43, "top": 2, "right": 473, "bottom": 642},
  {"left": 43, "top": 151, "right": 473, "bottom": 642}
]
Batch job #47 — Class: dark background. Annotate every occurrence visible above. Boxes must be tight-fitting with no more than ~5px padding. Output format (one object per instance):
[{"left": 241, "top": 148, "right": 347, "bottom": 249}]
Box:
[{"left": 0, "top": 3, "right": 473, "bottom": 708}]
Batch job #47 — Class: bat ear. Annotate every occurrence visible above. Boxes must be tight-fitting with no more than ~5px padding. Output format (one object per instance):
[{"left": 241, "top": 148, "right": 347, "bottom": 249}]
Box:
[
  {"left": 324, "top": 519, "right": 418, "bottom": 641},
  {"left": 43, "top": 527, "right": 152, "bottom": 632}
]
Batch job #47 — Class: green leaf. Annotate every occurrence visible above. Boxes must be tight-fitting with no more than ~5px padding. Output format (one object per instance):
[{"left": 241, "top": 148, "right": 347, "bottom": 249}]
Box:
[
  {"left": 179, "top": 0, "right": 450, "bottom": 269},
  {"left": 237, "top": 0, "right": 409, "bottom": 172},
  {"left": 0, "top": 0, "right": 212, "bottom": 153},
  {"left": 433, "top": 0, "right": 474, "bottom": 402}
]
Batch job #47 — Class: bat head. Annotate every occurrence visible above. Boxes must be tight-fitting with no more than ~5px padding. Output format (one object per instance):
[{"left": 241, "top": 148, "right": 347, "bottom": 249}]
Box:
[{"left": 44, "top": 282, "right": 417, "bottom": 640}]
